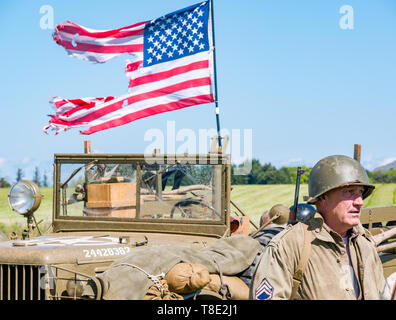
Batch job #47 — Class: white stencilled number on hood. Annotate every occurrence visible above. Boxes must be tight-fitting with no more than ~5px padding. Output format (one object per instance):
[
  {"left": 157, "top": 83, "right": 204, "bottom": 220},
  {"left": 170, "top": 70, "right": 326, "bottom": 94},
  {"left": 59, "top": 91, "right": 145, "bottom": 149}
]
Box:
[{"left": 83, "top": 246, "right": 130, "bottom": 258}]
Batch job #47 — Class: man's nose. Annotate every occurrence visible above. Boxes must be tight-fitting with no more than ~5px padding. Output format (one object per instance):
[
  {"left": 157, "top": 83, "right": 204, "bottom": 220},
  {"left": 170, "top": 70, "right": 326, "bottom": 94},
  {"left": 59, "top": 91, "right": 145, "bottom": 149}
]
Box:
[{"left": 353, "top": 194, "right": 364, "bottom": 206}]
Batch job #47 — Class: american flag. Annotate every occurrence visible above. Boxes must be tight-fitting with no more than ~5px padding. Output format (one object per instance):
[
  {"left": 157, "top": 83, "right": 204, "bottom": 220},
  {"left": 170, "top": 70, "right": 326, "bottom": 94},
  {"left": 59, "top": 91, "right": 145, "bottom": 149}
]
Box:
[{"left": 44, "top": 1, "right": 215, "bottom": 135}]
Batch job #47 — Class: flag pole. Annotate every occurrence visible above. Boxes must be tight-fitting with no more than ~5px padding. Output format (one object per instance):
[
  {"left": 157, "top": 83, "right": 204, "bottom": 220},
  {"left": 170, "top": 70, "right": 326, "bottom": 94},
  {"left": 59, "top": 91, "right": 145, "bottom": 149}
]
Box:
[{"left": 210, "top": 0, "right": 222, "bottom": 148}]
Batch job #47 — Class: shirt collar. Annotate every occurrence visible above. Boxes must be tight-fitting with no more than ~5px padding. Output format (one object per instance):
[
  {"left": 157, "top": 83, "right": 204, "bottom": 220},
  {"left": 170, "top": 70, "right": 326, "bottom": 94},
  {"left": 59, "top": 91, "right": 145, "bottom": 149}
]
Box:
[{"left": 307, "top": 212, "right": 365, "bottom": 244}]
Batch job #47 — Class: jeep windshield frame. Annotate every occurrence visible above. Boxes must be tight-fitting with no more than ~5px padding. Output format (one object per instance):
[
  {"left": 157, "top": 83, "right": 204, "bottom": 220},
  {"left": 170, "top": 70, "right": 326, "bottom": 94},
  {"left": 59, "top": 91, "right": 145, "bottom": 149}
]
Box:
[{"left": 52, "top": 153, "right": 231, "bottom": 238}]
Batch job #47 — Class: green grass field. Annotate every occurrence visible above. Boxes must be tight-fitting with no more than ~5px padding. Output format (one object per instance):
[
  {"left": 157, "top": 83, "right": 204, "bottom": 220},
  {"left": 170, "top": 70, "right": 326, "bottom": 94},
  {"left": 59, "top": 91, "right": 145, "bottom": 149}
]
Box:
[{"left": 1, "top": 184, "right": 395, "bottom": 234}]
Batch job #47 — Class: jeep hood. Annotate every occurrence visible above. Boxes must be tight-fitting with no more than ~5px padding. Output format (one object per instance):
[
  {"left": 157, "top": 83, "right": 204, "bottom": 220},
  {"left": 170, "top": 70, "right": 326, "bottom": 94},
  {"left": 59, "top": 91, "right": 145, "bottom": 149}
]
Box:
[{"left": 0, "top": 232, "right": 217, "bottom": 265}]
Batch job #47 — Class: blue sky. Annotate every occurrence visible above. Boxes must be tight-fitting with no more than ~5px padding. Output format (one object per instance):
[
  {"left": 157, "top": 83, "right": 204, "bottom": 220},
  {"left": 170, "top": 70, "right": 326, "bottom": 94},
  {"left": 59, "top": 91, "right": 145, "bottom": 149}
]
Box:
[{"left": 0, "top": 0, "right": 395, "bottom": 183}]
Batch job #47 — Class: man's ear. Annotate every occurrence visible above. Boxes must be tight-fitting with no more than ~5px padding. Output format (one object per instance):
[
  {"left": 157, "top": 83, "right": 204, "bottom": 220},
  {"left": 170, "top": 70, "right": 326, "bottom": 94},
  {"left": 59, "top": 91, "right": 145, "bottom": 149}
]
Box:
[
  {"left": 319, "top": 193, "right": 328, "bottom": 201},
  {"left": 315, "top": 194, "right": 327, "bottom": 210}
]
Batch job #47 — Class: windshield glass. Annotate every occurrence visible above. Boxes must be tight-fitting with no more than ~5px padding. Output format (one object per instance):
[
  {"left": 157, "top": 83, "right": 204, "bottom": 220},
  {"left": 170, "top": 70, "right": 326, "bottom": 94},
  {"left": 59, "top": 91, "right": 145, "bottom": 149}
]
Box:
[{"left": 58, "top": 161, "right": 222, "bottom": 221}]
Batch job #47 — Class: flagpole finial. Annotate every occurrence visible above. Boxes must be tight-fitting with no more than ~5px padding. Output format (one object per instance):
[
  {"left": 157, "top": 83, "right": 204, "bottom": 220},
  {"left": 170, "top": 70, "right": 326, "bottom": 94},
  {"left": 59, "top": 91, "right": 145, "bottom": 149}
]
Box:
[{"left": 84, "top": 140, "right": 91, "bottom": 154}]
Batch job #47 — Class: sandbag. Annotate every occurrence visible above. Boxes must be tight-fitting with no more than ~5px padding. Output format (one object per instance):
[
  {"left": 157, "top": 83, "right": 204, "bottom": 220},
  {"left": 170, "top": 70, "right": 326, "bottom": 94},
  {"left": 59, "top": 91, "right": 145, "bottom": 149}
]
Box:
[
  {"left": 165, "top": 263, "right": 211, "bottom": 294},
  {"left": 203, "top": 274, "right": 249, "bottom": 300},
  {"left": 144, "top": 279, "right": 184, "bottom": 300}
]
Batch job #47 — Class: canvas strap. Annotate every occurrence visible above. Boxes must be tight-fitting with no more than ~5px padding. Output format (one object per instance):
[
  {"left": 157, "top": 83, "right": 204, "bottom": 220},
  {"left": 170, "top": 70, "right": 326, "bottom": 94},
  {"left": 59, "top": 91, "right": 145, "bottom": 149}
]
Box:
[
  {"left": 290, "top": 223, "right": 313, "bottom": 300},
  {"left": 117, "top": 263, "right": 165, "bottom": 296}
]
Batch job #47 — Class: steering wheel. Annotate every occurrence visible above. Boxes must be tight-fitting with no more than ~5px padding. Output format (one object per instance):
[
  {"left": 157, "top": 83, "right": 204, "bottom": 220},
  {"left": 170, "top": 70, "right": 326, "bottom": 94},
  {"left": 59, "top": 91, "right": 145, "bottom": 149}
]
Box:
[{"left": 170, "top": 198, "right": 221, "bottom": 219}]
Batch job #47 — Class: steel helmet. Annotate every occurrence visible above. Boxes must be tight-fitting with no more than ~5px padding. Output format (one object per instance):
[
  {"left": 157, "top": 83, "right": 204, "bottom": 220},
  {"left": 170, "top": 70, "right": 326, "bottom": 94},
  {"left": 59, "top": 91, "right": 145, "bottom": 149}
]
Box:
[
  {"left": 290, "top": 203, "right": 316, "bottom": 223},
  {"left": 307, "top": 155, "right": 374, "bottom": 204},
  {"left": 268, "top": 204, "right": 290, "bottom": 225}
]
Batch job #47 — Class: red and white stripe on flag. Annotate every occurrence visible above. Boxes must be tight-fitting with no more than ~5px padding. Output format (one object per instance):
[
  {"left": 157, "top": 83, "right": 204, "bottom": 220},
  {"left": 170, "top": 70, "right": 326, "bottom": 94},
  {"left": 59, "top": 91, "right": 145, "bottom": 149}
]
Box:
[
  {"left": 45, "top": 1, "right": 215, "bottom": 135},
  {"left": 52, "top": 20, "right": 146, "bottom": 64}
]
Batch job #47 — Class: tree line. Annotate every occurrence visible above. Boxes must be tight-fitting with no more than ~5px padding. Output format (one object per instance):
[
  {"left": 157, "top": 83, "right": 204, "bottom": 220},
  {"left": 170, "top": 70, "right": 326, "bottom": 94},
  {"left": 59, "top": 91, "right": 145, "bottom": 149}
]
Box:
[
  {"left": 231, "top": 159, "right": 312, "bottom": 185},
  {"left": 231, "top": 159, "right": 396, "bottom": 185},
  {"left": 367, "top": 169, "right": 396, "bottom": 184},
  {"left": 0, "top": 167, "right": 49, "bottom": 188}
]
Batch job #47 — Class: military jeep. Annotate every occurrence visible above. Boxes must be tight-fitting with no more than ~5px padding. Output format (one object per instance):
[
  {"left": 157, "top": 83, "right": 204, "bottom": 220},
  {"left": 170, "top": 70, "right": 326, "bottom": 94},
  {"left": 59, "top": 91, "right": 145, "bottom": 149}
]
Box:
[{"left": 0, "top": 151, "right": 235, "bottom": 300}]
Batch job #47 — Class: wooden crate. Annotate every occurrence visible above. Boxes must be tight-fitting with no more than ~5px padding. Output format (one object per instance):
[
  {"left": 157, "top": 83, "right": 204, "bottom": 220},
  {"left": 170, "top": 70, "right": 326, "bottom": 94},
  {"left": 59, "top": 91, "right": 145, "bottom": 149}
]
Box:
[
  {"left": 86, "top": 182, "right": 136, "bottom": 208},
  {"left": 85, "top": 182, "right": 137, "bottom": 218}
]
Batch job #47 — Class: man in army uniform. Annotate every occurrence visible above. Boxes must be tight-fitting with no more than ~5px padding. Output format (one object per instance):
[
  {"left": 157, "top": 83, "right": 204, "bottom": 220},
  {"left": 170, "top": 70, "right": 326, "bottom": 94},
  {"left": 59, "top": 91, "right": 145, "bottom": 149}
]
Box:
[{"left": 251, "top": 155, "right": 386, "bottom": 300}]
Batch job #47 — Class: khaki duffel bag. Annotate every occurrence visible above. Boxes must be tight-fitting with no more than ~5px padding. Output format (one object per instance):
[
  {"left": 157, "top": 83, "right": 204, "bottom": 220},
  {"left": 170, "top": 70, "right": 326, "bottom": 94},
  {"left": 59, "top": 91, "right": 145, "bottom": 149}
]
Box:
[{"left": 164, "top": 263, "right": 211, "bottom": 294}]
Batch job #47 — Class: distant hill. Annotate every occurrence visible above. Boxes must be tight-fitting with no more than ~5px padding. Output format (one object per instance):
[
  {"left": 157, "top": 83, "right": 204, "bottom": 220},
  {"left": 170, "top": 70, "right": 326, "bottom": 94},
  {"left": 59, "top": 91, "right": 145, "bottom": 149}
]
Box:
[{"left": 374, "top": 160, "right": 396, "bottom": 172}]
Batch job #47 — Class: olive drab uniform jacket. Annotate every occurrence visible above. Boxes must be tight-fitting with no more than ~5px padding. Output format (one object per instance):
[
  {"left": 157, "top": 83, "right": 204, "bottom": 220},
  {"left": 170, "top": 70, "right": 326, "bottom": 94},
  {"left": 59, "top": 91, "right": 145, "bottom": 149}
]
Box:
[{"left": 250, "top": 212, "right": 385, "bottom": 300}]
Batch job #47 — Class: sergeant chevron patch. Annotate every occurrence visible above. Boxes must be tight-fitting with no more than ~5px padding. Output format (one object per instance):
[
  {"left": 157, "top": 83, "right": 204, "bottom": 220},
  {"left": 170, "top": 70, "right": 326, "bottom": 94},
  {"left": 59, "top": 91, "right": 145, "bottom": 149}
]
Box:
[{"left": 255, "top": 278, "right": 274, "bottom": 300}]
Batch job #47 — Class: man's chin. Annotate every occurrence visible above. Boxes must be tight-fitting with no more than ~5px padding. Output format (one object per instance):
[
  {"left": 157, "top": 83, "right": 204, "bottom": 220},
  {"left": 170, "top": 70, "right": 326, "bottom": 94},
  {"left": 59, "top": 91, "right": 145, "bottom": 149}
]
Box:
[{"left": 347, "top": 216, "right": 361, "bottom": 227}]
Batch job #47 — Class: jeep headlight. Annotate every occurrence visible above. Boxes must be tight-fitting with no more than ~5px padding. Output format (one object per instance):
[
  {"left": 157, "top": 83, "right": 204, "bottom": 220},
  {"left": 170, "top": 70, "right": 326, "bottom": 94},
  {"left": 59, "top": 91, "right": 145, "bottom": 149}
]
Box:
[
  {"left": 66, "top": 279, "right": 85, "bottom": 298},
  {"left": 8, "top": 180, "right": 42, "bottom": 216}
]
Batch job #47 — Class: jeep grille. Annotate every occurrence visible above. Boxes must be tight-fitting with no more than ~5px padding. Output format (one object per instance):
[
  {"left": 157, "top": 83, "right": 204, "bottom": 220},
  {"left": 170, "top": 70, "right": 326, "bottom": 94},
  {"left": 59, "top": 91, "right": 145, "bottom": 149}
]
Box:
[{"left": 0, "top": 264, "right": 45, "bottom": 300}]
